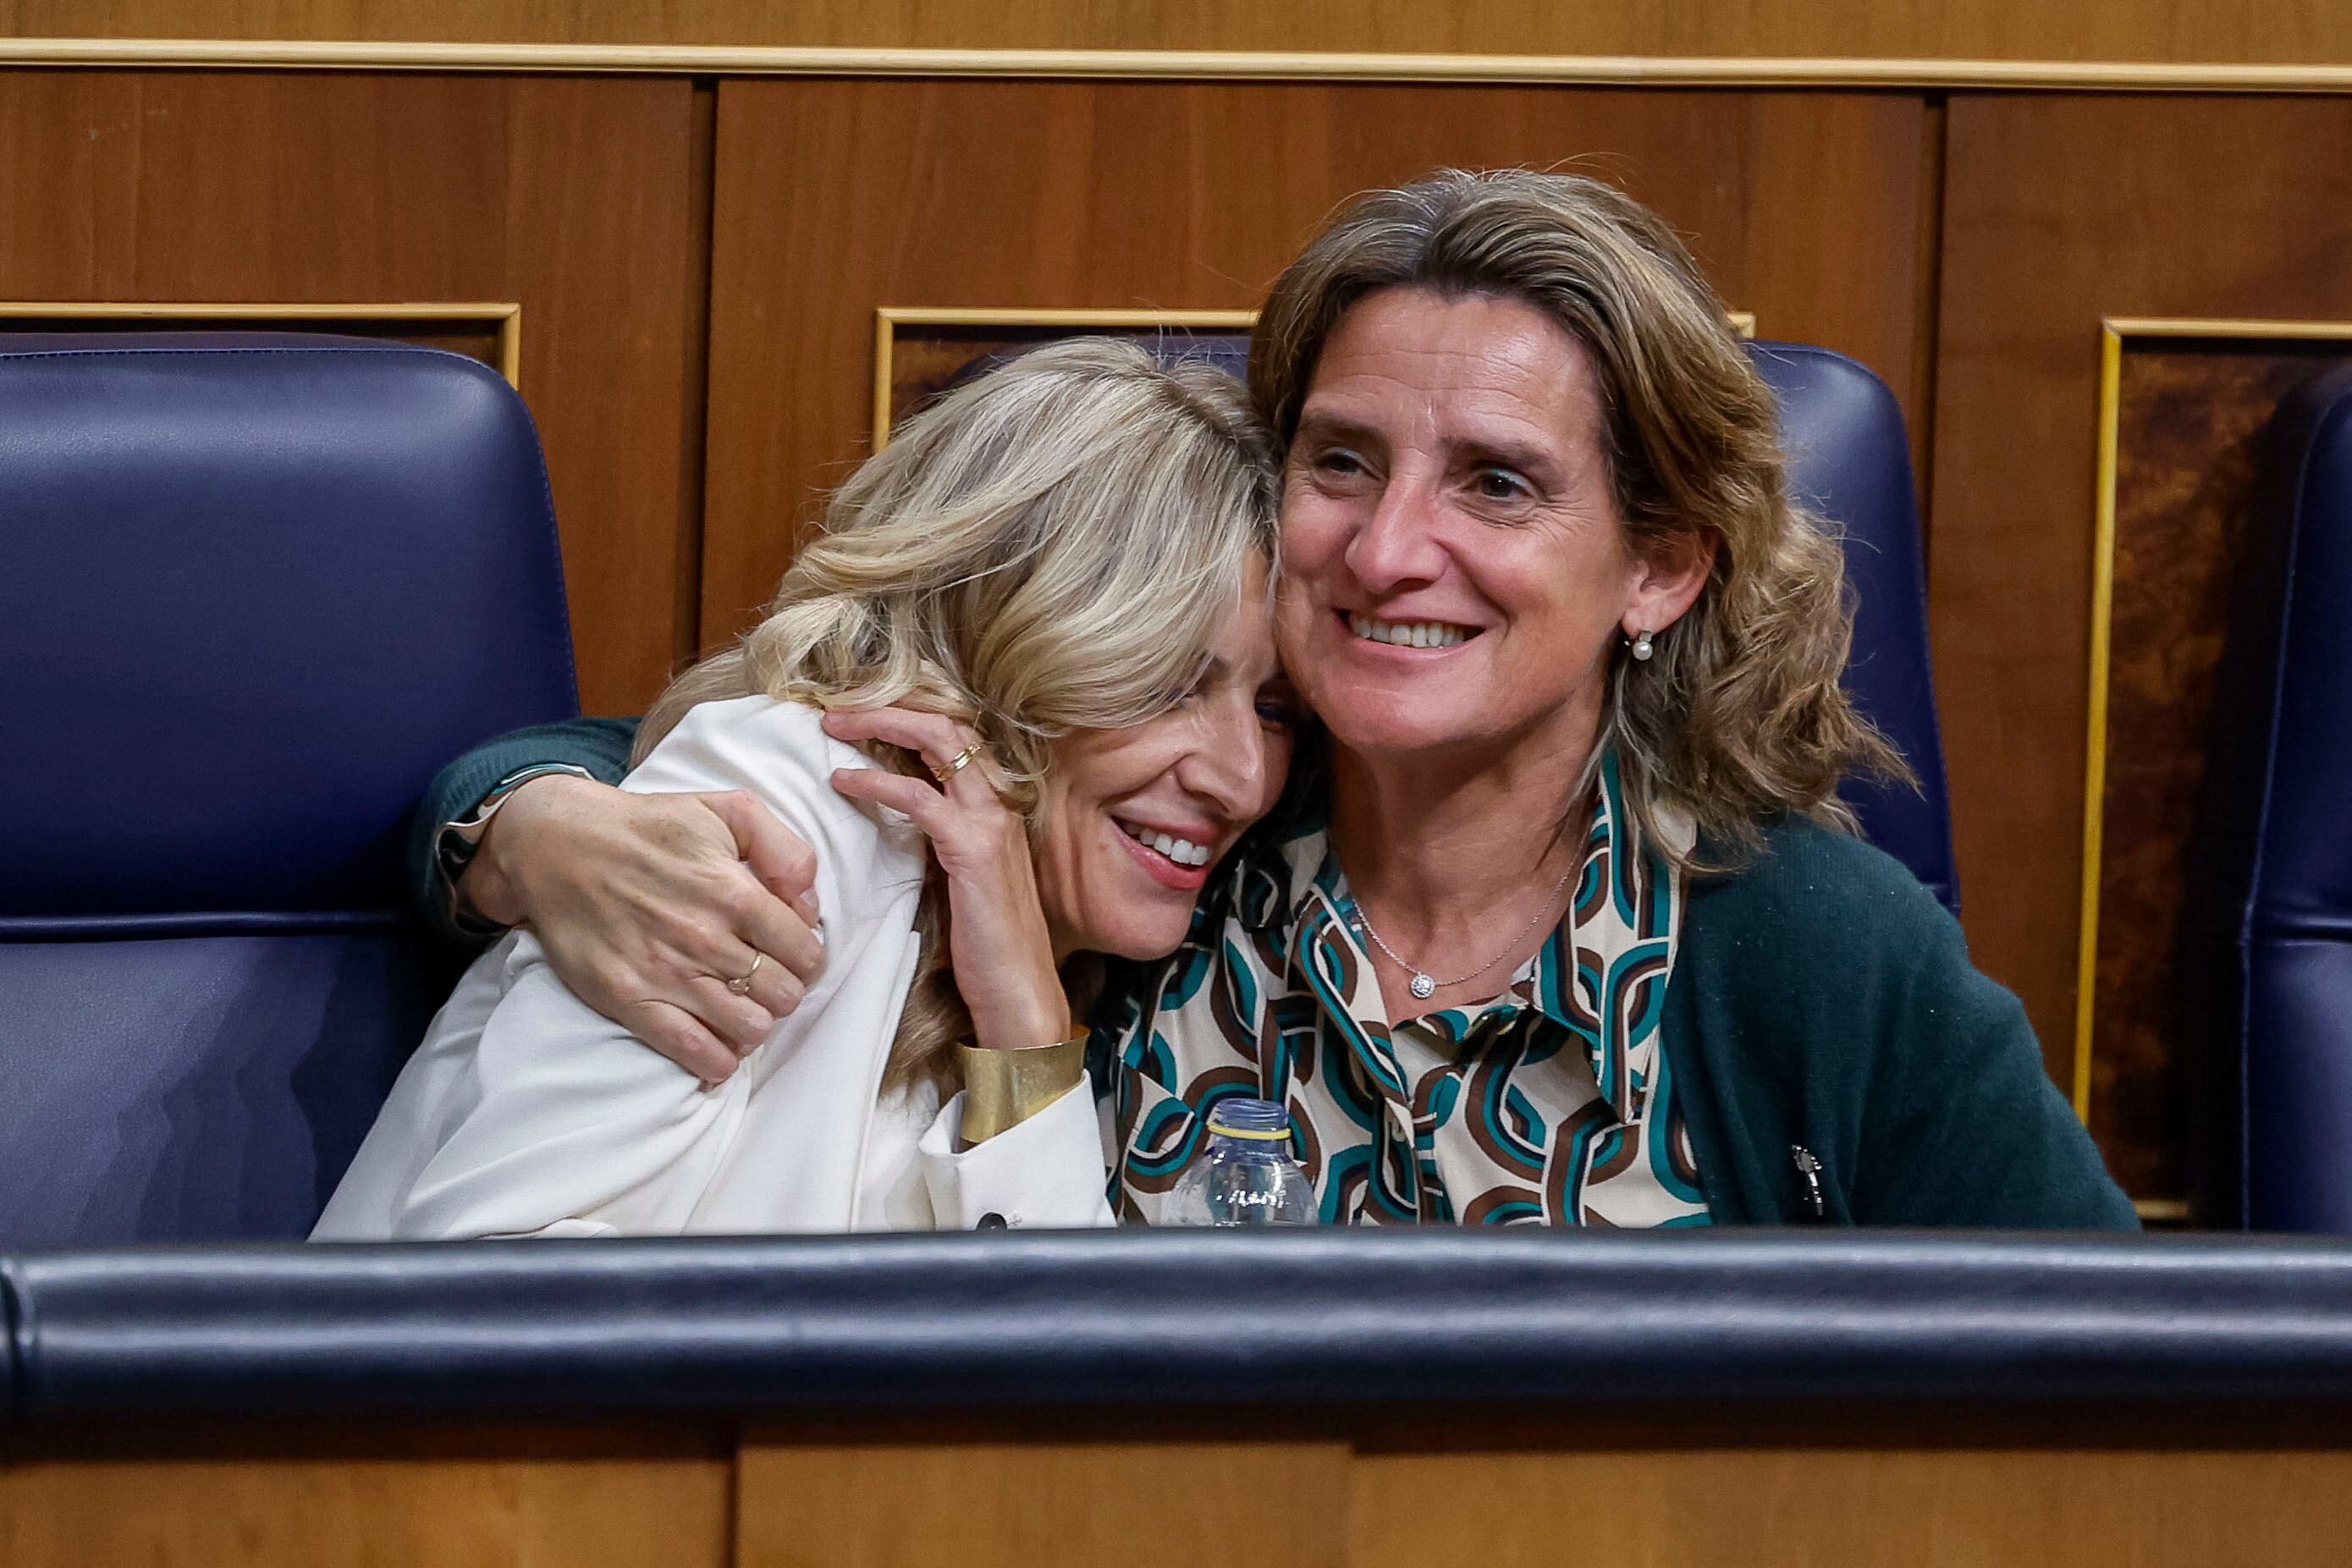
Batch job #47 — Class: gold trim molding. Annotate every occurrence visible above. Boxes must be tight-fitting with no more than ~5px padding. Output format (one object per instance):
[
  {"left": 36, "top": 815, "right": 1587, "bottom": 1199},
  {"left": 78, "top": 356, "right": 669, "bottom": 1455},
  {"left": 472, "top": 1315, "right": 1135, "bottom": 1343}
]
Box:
[
  {"left": 873, "top": 306, "right": 1257, "bottom": 448},
  {"left": 873, "top": 305, "right": 1757, "bottom": 448},
  {"left": 872, "top": 305, "right": 1762, "bottom": 445},
  {"left": 9, "top": 38, "right": 2352, "bottom": 92},
  {"left": 0, "top": 301, "right": 522, "bottom": 387},
  {"left": 2074, "top": 316, "right": 2352, "bottom": 1122}
]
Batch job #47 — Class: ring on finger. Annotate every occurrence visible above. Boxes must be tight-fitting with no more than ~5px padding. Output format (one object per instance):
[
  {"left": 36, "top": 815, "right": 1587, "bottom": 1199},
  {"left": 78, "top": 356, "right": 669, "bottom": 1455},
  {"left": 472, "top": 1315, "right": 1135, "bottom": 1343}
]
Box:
[
  {"left": 724, "top": 952, "right": 764, "bottom": 997},
  {"left": 928, "top": 740, "right": 984, "bottom": 784}
]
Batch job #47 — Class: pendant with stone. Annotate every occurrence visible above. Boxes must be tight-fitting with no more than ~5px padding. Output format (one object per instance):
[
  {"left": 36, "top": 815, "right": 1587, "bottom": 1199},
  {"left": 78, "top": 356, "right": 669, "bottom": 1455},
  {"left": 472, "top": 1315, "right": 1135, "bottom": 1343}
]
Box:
[{"left": 1409, "top": 972, "right": 1436, "bottom": 999}]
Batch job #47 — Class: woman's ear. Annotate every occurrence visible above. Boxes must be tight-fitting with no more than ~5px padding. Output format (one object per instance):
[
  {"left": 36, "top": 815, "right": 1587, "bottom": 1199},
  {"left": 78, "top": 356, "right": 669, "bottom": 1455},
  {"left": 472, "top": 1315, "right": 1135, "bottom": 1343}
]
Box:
[{"left": 1622, "top": 528, "right": 1720, "bottom": 638}]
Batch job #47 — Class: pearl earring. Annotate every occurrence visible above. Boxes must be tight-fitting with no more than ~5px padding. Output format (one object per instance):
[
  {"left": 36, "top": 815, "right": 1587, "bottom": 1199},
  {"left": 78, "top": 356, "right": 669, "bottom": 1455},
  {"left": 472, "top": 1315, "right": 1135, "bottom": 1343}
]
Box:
[{"left": 1631, "top": 628, "right": 1655, "bottom": 663}]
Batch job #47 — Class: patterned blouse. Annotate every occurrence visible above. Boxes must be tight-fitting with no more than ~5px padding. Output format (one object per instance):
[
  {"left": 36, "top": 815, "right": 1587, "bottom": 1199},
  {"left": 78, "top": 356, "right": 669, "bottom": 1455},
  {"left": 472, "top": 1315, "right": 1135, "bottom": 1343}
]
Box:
[{"left": 1101, "top": 752, "right": 1710, "bottom": 1227}]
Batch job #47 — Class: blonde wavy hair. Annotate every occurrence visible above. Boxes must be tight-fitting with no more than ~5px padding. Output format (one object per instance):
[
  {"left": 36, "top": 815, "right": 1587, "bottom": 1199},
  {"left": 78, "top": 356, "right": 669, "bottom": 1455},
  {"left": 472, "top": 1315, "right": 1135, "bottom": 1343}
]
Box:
[
  {"left": 638, "top": 337, "right": 1277, "bottom": 1090},
  {"left": 1250, "top": 168, "right": 1903, "bottom": 862}
]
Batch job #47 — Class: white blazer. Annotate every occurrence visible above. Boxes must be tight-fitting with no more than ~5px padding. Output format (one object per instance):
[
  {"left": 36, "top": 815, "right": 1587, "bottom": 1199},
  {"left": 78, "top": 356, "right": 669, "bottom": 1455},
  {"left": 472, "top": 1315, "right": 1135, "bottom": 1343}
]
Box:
[{"left": 312, "top": 696, "right": 1115, "bottom": 1240}]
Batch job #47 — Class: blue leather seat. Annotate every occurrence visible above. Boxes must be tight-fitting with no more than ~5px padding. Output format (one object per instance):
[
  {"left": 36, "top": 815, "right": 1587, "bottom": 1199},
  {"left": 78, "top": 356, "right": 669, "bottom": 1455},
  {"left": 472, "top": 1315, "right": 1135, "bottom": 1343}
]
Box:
[
  {"left": 0, "top": 333, "right": 578, "bottom": 1248},
  {"left": 2185, "top": 364, "right": 2352, "bottom": 1230},
  {"left": 1750, "top": 343, "right": 1958, "bottom": 911}
]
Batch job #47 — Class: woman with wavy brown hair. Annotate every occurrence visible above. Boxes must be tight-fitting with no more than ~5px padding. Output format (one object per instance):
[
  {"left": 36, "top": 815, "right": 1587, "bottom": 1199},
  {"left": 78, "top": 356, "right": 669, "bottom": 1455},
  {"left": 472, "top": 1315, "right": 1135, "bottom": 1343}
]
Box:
[
  {"left": 1094, "top": 168, "right": 2129, "bottom": 1226},
  {"left": 407, "top": 169, "right": 2133, "bottom": 1229}
]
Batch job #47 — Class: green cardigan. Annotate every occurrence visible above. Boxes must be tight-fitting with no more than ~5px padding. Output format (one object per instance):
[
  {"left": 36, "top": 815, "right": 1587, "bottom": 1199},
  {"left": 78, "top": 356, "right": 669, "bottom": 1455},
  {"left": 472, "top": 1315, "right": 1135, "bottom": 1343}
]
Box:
[
  {"left": 412, "top": 718, "right": 2139, "bottom": 1230},
  {"left": 1664, "top": 817, "right": 2134, "bottom": 1228}
]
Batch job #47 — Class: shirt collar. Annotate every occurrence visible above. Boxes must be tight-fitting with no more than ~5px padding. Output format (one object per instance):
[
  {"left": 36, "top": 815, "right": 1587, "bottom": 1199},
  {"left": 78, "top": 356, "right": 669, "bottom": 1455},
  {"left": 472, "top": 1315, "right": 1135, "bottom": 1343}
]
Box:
[{"left": 1256, "top": 749, "right": 1655, "bottom": 1029}]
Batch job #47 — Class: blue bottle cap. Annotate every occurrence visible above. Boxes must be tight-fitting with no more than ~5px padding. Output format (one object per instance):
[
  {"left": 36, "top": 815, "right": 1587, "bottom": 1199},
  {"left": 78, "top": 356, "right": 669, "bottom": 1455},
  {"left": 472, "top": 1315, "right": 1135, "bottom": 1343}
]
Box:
[{"left": 1205, "top": 1097, "right": 1292, "bottom": 1141}]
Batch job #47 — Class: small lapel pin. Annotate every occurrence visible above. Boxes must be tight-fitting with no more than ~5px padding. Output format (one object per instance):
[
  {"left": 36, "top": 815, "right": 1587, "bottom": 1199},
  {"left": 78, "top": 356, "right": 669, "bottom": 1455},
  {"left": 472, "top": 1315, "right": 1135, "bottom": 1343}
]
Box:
[{"left": 1791, "top": 1144, "right": 1826, "bottom": 1220}]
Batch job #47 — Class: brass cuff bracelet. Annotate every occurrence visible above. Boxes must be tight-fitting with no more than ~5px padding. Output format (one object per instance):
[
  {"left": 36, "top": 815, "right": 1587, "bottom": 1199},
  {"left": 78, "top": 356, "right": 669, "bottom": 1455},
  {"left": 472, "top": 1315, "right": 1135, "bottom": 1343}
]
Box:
[{"left": 956, "top": 1032, "right": 1088, "bottom": 1147}]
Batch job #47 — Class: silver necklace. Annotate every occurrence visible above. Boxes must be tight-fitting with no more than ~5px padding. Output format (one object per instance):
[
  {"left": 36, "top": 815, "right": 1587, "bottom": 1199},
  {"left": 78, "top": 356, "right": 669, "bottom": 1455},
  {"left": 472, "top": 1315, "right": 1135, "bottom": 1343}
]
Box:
[{"left": 1348, "top": 862, "right": 1578, "bottom": 1001}]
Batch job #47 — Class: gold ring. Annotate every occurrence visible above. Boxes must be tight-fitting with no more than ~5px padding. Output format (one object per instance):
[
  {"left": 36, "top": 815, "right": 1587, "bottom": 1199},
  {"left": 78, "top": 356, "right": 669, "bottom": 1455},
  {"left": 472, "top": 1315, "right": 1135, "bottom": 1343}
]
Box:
[
  {"left": 929, "top": 740, "right": 983, "bottom": 784},
  {"left": 725, "top": 953, "right": 764, "bottom": 997}
]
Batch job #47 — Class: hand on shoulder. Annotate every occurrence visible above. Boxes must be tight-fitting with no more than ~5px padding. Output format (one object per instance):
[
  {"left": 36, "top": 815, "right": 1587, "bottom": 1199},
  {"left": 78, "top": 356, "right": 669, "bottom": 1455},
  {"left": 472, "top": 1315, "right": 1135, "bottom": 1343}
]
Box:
[{"left": 463, "top": 697, "right": 840, "bottom": 1083}]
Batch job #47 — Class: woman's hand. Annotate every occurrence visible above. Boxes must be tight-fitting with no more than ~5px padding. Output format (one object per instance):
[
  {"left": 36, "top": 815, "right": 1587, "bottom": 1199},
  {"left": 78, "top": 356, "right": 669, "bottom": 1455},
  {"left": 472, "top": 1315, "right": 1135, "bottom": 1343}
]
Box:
[
  {"left": 459, "top": 773, "right": 828, "bottom": 1083},
  {"left": 821, "top": 707, "right": 1073, "bottom": 1052}
]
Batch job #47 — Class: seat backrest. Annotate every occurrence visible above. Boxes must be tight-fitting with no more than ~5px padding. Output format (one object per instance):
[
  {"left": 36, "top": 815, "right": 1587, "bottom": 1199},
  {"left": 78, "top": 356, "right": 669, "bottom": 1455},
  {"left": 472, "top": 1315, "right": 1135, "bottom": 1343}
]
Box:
[
  {"left": 2184, "top": 364, "right": 2352, "bottom": 1231},
  {"left": 0, "top": 334, "right": 578, "bottom": 1247},
  {"left": 1749, "top": 343, "right": 1958, "bottom": 911}
]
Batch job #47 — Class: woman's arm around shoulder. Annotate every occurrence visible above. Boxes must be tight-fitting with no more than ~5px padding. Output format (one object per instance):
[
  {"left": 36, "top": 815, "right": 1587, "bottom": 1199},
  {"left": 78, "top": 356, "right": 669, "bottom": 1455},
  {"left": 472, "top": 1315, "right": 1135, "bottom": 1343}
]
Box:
[
  {"left": 338, "top": 697, "right": 920, "bottom": 1239},
  {"left": 406, "top": 716, "right": 641, "bottom": 942}
]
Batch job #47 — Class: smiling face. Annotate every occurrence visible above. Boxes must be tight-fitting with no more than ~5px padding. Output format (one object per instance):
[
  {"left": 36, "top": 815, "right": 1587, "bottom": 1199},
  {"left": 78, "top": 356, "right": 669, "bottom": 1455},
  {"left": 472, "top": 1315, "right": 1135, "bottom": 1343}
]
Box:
[
  {"left": 1275, "top": 286, "right": 1710, "bottom": 768},
  {"left": 1032, "top": 553, "right": 1295, "bottom": 960}
]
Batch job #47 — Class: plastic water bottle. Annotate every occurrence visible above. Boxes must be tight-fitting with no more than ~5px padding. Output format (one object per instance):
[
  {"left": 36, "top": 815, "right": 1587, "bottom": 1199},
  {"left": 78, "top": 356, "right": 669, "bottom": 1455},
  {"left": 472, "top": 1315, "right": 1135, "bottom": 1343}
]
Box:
[{"left": 1165, "top": 1098, "right": 1317, "bottom": 1225}]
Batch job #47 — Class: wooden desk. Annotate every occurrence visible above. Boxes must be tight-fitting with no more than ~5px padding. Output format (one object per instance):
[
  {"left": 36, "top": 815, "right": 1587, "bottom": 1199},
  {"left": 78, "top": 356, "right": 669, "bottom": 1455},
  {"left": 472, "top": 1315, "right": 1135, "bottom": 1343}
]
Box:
[
  {"left": 8, "top": 1410, "right": 2352, "bottom": 1567},
  {"left": 10, "top": 1230, "right": 2352, "bottom": 1565}
]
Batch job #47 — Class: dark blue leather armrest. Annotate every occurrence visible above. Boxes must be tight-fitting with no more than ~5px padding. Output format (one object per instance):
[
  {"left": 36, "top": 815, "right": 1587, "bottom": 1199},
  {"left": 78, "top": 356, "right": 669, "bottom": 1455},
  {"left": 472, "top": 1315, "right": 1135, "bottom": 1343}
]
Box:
[{"left": 14, "top": 1230, "right": 2352, "bottom": 1423}]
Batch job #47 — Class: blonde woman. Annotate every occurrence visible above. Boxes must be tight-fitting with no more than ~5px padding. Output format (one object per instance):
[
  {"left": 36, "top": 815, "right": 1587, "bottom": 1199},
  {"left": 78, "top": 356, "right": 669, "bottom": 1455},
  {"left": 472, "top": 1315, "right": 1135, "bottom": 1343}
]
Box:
[{"left": 315, "top": 339, "right": 1291, "bottom": 1238}]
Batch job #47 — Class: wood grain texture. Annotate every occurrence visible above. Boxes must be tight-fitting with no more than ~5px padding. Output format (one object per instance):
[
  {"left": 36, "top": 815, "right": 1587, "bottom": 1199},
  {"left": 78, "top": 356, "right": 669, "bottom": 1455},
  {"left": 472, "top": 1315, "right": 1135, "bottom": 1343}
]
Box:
[
  {"left": 13, "top": 1416, "right": 2352, "bottom": 1566},
  {"left": 1930, "top": 96, "right": 2352, "bottom": 1160},
  {"left": 0, "top": 70, "right": 698, "bottom": 712},
  {"left": 0, "top": 1424, "right": 732, "bottom": 1568},
  {"left": 6, "top": 0, "right": 2352, "bottom": 67},
  {"left": 735, "top": 1435, "right": 1350, "bottom": 1568},
  {"left": 700, "top": 79, "right": 1927, "bottom": 640},
  {"left": 1349, "top": 1446, "right": 2352, "bottom": 1567},
  {"left": 2095, "top": 341, "right": 2352, "bottom": 1203}
]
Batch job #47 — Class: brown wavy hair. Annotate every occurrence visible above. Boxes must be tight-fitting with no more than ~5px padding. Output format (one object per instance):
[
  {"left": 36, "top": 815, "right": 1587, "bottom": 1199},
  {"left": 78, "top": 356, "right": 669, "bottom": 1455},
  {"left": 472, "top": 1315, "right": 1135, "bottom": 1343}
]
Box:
[{"left": 1249, "top": 167, "right": 1904, "bottom": 862}]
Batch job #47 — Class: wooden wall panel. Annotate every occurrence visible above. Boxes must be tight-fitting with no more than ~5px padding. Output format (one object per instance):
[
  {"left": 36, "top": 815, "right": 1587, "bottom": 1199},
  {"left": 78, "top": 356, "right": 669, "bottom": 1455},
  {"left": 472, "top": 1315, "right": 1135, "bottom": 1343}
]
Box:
[
  {"left": 701, "top": 80, "right": 1929, "bottom": 638},
  {"left": 2092, "top": 337, "right": 2352, "bottom": 1208},
  {"left": 1350, "top": 1445, "right": 2352, "bottom": 1567},
  {"left": 15, "top": 1420, "right": 2352, "bottom": 1568},
  {"left": 0, "top": 71, "right": 699, "bottom": 712},
  {"left": 0, "top": 1424, "right": 732, "bottom": 1568},
  {"left": 1931, "top": 95, "right": 2352, "bottom": 1188},
  {"left": 739, "top": 1432, "right": 2352, "bottom": 1567},
  {"left": 735, "top": 1436, "right": 1351, "bottom": 1567},
  {"left": 10, "top": 0, "right": 2352, "bottom": 67}
]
